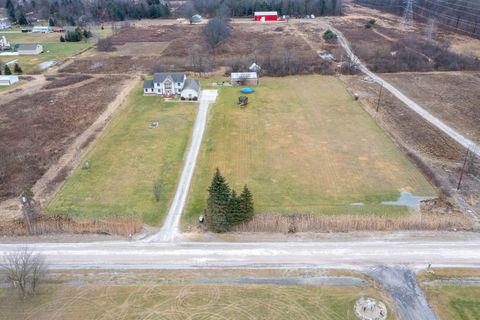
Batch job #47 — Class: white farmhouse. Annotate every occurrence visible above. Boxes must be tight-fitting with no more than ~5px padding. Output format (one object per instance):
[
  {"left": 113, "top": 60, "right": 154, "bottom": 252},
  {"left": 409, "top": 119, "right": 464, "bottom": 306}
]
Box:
[
  {"left": 143, "top": 72, "right": 200, "bottom": 100},
  {"left": 17, "top": 43, "right": 43, "bottom": 55},
  {"left": 0, "top": 75, "right": 19, "bottom": 86},
  {"left": 0, "top": 19, "right": 11, "bottom": 30}
]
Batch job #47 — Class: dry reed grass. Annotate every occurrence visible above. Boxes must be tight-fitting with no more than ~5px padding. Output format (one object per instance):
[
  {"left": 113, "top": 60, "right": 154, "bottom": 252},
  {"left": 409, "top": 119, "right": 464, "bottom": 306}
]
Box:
[
  {"left": 0, "top": 215, "right": 143, "bottom": 237},
  {"left": 233, "top": 212, "right": 472, "bottom": 233}
]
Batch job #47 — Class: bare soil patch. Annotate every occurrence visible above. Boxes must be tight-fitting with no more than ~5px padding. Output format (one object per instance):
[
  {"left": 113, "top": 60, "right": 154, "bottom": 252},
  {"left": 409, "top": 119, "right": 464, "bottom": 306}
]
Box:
[
  {"left": 0, "top": 76, "right": 126, "bottom": 202},
  {"left": 43, "top": 74, "right": 93, "bottom": 90}
]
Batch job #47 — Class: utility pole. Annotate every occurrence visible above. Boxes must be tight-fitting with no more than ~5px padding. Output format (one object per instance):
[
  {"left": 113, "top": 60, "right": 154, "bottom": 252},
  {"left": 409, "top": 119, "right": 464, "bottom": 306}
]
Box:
[
  {"left": 457, "top": 148, "right": 470, "bottom": 190},
  {"left": 376, "top": 84, "right": 383, "bottom": 113},
  {"left": 402, "top": 0, "right": 415, "bottom": 28}
]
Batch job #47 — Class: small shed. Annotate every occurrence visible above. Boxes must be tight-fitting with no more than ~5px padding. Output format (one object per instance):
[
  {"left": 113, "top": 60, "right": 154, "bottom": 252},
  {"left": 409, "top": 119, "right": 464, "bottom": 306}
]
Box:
[
  {"left": 254, "top": 11, "right": 278, "bottom": 22},
  {"left": 191, "top": 14, "right": 203, "bottom": 24},
  {"left": 0, "top": 75, "right": 19, "bottom": 86},
  {"left": 181, "top": 79, "right": 200, "bottom": 100},
  {"left": 231, "top": 72, "right": 259, "bottom": 86},
  {"left": 17, "top": 43, "right": 43, "bottom": 55}
]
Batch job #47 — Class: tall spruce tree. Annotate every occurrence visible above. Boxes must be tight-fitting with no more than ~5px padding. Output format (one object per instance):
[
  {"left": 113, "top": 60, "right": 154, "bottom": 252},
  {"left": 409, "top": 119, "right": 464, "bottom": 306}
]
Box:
[
  {"left": 205, "top": 168, "right": 231, "bottom": 232},
  {"left": 4, "top": 65, "right": 11, "bottom": 75},
  {"left": 226, "top": 189, "right": 243, "bottom": 225},
  {"left": 14, "top": 63, "right": 22, "bottom": 74},
  {"left": 239, "top": 185, "right": 254, "bottom": 221},
  {"left": 5, "top": 0, "right": 16, "bottom": 22}
]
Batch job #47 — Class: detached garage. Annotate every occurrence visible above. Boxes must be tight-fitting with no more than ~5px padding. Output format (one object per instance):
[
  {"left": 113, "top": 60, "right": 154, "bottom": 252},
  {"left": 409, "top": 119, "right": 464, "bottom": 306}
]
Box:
[
  {"left": 254, "top": 11, "right": 278, "bottom": 22},
  {"left": 17, "top": 43, "right": 43, "bottom": 55}
]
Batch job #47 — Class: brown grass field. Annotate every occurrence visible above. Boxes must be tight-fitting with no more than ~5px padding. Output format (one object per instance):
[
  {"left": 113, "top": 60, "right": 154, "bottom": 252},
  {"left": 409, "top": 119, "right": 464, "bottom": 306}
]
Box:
[
  {"left": 183, "top": 75, "right": 435, "bottom": 228},
  {"left": 0, "top": 269, "right": 395, "bottom": 320},
  {"left": 381, "top": 72, "right": 480, "bottom": 144}
]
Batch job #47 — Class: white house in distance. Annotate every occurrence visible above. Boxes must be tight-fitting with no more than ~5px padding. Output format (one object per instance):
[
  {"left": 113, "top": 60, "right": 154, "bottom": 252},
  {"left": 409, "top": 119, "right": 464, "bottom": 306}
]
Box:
[
  {"left": 32, "top": 26, "right": 53, "bottom": 33},
  {"left": 0, "top": 75, "right": 19, "bottom": 86},
  {"left": 231, "top": 72, "right": 259, "bottom": 86},
  {"left": 17, "top": 43, "right": 43, "bottom": 55},
  {"left": 143, "top": 72, "right": 201, "bottom": 100},
  {"left": 0, "top": 19, "right": 11, "bottom": 30}
]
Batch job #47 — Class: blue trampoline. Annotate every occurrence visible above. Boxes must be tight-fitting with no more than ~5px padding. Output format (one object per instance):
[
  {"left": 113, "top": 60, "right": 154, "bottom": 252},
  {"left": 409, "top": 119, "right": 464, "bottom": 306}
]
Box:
[{"left": 240, "top": 87, "right": 255, "bottom": 94}]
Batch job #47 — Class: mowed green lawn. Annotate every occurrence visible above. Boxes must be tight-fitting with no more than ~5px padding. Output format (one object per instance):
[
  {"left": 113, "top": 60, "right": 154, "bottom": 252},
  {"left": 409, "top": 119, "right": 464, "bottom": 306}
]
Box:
[
  {"left": 0, "top": 284, "right": 392, "bottom": 320},
  {"left": 419, "top": 269, "right": 480, "bottom": 320},
  {"left": 0, "top": 27, "right": 109, "bottom": 73},
  {"left": 47, "top": 83, "right": 196, "bottom": 225},
  {"left": 184, "top": 75, "right": 435, "bottom": 226}
]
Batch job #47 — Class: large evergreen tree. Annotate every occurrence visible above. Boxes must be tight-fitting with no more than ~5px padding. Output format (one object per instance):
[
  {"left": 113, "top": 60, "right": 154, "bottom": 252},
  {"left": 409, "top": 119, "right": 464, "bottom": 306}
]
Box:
[
  {"left": 205, "top": 168, "right": 231, "bottom": 232},
  {"left": 5, "top": 0, "right": 16, "bottom": 22},
  {"left": 239, "top": 185, "right": 254, "bottom": 221},
  {"left": 4, "top": 65, "right": 12, "bottom": 75},
  {"left": 226, "top": 189, "right": 243, "bottom": 225},
  {"left": 13, "top": 63, "right": 22, "bottom": 74}
]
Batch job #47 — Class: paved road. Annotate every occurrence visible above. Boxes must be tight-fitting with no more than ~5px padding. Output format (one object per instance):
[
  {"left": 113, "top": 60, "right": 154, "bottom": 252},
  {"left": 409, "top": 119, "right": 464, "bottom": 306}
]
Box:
[
  {"left": 145, "top": 90, "right": 218, "bottom": 242},
  {"left": 368, "top": 266, "right": 437, "bottom": 320},
  {"left": 324, "top": 22, "right": 480, "bottom": 157},
  {"left": 1, "top": 240, "right": 479, "bottom": 269}
]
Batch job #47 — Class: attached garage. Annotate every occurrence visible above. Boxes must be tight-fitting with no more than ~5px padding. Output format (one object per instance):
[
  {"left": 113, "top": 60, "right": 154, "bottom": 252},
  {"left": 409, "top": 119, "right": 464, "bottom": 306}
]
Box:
[
  {"left": 254, "top": 11, "right": 278, "bottom": 22},
  {"left": 180, "top": 79, "right": 200, "bottom": 101}
]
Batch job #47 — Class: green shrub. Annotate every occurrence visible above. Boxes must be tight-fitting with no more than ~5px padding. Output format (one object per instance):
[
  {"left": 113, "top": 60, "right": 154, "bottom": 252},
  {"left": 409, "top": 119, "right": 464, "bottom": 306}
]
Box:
[{"left": 323, "top": 29, "right": 337, "bottom": 41}]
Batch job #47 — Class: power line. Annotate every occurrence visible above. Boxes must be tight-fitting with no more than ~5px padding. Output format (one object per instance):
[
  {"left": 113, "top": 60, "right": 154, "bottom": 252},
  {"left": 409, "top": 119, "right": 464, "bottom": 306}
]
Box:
[
  {"left": 420, "top": 0, "right": 480, "bottom": 18},
  {"left": 402, "top": 0, "right": 415, "bottom": 27},
  {"left": 421, "top": 0, "right": 480, "bottom": 11},
  {"left": 414, "top": 5, "right": 480, "bottom": 26},
  {"left": 413, "top": 9, "right": 478, "bottom": 35}
]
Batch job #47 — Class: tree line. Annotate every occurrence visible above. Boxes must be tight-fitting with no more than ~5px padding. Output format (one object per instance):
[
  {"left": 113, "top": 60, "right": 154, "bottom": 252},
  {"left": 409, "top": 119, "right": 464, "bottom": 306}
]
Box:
[
  {"left": 353, "top": 0, "right": 480, "bottom": 38},
  {"left": 183, "top": 0, "right": 343, "bottom": 18},
  {"left": 205, "top": 169, "right": 254, "bottom": 232},
  {"left": 3, "top": 0, "right": 170, "bottom": 26}
]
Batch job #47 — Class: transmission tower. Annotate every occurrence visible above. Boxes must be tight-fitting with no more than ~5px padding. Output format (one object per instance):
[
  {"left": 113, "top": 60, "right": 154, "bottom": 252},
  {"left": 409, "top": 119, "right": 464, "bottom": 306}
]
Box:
[{"left": 402, "top": 0, "right": 415, "bottom": 27}]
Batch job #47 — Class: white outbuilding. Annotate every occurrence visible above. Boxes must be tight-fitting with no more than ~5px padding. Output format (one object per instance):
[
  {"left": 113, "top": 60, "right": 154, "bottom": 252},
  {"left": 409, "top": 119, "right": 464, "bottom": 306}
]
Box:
[
  {"left": 17, "top": 43, "right": 44, "bottom": 55},
  {"left": 0, "top": 75, "right": 19, "bottom": 86}
]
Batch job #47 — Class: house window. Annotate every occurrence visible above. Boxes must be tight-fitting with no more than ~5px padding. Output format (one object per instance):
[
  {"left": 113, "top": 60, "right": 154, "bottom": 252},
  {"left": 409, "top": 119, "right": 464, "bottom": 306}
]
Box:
[
  {"left": 177, "top": 82, "right": 181, "bottom": 86},
  {"left": 164, "top": 81, "right": 172, "bottom": 91}
]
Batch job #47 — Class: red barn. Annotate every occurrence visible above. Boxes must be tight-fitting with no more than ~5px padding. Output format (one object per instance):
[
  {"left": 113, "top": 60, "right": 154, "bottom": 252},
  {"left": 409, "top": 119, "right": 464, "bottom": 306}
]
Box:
[{"left": 254, "top": 11, "right": 278, "bottom": 22}]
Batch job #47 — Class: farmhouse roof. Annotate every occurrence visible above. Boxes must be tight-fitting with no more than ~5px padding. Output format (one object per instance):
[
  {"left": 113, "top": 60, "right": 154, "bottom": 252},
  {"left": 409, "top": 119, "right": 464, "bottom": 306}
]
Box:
[
  {"left": 153, "top": 72, "right": 185, "bottom": 84},
  {"left": 231, "top": 72, "right": 258, "bottom": 79},
  {"left": 254, "top": 11, "right": 278, "bottom": 15},
  {"left": 143, "top": 79, "right": 154, "bottom": 89},
  {"left": 183, "top": 79, "right": 200, "bottom": 91},
  {"left": 17, "top": 43, "right": 40, "bottom": 50}
]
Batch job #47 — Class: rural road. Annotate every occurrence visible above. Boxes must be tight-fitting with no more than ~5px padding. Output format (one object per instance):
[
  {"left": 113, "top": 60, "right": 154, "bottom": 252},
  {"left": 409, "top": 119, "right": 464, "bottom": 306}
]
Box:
[
  {"left": 146, "top": 90, "right": 218, "bottom": 242},
  {"left": 324, "top": 22, "right": 480, "bottom": 157},
  {"left": 368, "top": 266, "right": 437, "bottom": 320},
  {"left": 1, "top": 240, "right": 479, "bottom": 270}
]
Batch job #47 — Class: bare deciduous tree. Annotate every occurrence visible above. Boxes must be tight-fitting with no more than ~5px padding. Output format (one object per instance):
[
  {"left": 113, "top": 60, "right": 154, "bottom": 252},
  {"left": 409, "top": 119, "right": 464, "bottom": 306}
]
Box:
[
  {"left": 1, "top": 248, "right": 48, "bottom": 299},
  {"left": 203, "top": 17, "right": 231, "bottom": 51}
]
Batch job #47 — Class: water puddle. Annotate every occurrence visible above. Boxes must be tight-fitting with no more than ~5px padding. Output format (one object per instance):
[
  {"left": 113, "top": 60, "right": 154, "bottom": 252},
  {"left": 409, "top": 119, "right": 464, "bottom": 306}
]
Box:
[
  {"left": 350, "top": 192, "right": 432, "bottom": 207},
  {"left": 381, "top": 192, "right": 431, "bottom": 207},
  {"left": 38, "top": 60, "right": 56, "bottom": 70}
]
